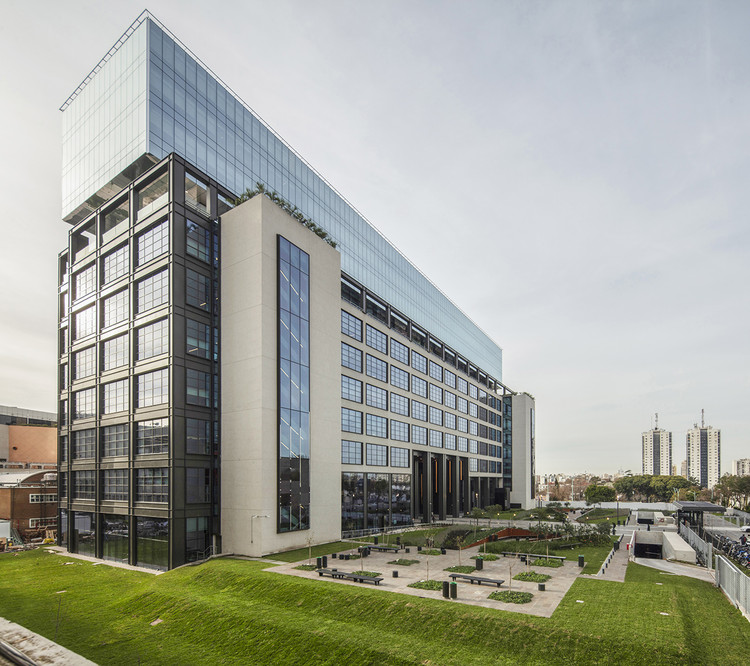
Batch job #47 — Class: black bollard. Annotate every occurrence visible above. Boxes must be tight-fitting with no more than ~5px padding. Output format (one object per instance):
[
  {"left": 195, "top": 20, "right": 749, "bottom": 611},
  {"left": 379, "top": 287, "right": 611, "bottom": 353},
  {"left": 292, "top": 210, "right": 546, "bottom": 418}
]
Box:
[{"left": 442, "top": 581, "right": 450, "bottom": 599}]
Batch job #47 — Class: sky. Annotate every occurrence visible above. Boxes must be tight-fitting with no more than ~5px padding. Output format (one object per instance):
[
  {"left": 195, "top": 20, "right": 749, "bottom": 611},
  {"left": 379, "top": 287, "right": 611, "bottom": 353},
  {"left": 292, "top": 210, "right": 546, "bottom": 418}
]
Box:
[{"left": 1, "top": 0, "right": 748, "bottom": 476}]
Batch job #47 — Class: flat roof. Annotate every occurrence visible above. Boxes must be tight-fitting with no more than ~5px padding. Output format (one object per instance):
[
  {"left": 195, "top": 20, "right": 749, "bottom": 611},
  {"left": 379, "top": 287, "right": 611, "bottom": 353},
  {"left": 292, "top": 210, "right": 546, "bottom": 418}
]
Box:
[{"left": 673, "top": 500, "right": 725, "bottom": 513}]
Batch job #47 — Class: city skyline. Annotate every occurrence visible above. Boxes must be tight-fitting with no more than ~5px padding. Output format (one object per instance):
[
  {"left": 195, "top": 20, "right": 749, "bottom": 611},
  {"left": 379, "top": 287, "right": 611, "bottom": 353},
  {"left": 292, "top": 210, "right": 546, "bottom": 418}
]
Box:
[{"left": 1, "top": 0, "right": 749, "bottom": 474}]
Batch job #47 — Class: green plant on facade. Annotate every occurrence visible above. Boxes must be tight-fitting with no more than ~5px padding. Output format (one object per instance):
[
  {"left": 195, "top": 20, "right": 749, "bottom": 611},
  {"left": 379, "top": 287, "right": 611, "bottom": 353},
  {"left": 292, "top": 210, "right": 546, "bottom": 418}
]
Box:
[{"left": 233, "top": 183, "right": 338, "bottom": 248}]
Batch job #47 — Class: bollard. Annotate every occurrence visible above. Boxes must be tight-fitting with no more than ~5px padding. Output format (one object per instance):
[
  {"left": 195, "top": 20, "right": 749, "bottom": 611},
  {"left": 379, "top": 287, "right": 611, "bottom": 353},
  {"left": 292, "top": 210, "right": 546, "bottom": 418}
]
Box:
[
  {"left": 374, "top": 536, "right": 379, "bottom": 545},
  {"left": 475, "top": 557, "right": 484, "bottom": 571},
  {"left": 405, "top": 547, "right": 410, "bottom": 554},
  {"left": 418, "top": 545, "right": 422, "bottom": 552},
  {"left": 316, "top": 557, "right": 323, "bottom": 569},
  {"left": 441, "top": 548, "right": 446, "bottom": 555},
  {"left": 332, "top": 553, "right": 337, "bottom": 559},
  {"left": 396, "top": 536, "right": 401, "bottom": 546},
  {"left": 442, "top": 581, "right": 450, "bottom": 599},
  {"left": 345, "top": 554, "right": 350, "bottom": 561},
  {"left": 392, "top": 570, "right": 399, "bottom": 578},
  {"left": 450, "top": 582, "right": 457, "bottom": 599},
  {"left": 578, "top": 555, "right": 585, "bottom": 568},
  {"left": 322, "top": 556, "right": 328, "bottom": 568},
  {"left": 538, "top": 583, "right": 545, "bottom": 591}
]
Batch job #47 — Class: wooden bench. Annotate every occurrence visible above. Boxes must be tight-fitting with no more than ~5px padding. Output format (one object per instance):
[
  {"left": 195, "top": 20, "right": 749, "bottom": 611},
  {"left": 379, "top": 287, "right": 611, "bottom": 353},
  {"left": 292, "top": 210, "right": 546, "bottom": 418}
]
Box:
[
  {"left": 448, "top": 573, "right": 505, "bottom": 587},
  {"left": 368, "top": 545, "right": 400, "bottom": 553}
]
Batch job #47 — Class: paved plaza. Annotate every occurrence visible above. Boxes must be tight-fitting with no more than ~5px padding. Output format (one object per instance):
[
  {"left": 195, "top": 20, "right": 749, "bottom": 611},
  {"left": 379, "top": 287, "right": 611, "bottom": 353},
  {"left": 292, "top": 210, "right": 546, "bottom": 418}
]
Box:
[{"left": 270, "top": 542, "right": 585, "bottom": 618}]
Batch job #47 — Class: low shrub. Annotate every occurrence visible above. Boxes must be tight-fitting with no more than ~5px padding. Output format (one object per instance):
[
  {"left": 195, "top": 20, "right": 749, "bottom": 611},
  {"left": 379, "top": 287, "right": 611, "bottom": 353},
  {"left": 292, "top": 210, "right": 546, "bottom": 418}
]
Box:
[
  {"left": 354, "top": 571, "right": 381, "bottom": 578},
  {"left": 442, "top": 529, "right": 472, "bottom": 549},
  {"left": 531, "top": 558, "right": 563, "bottom": 568},
  {"left": 407, "top": 580, "right": 443, "bottom": 591},
  {"left": 420, "top": 549, "right": 442, "bottom": 556},
  {"left": 293, "top": 564, "right": 317, "bottom": 571},
  {"left": 387, "top": 559, "right": 420, "bottom": 566},
  {"left": 443, "top": 565, "right": 476, "bottom": 573},
  {"left": 513, "top": 572, "right": 551, "bottom": 583},
  {"left": 488, "top": 590, "right": 533, "bottom": 604},
  {"left": 471, "top": 554, "right": 499, "bottom": 561}
]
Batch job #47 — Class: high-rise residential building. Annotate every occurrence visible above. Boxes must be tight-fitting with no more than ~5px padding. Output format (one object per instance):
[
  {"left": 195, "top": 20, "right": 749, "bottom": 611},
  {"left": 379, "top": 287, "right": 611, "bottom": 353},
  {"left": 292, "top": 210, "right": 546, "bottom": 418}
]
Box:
[
  {"left": 642, "top": 414, "right": 672, "bottom": 476},
  {"left": 56, "top": 12, "right": 535, "bottom": 570},
  {"left": 732, "top": 459, "right": 750, "bottom": 477},
  {"left": 686, "top": 411, "right": 720, "bottom": 489}
]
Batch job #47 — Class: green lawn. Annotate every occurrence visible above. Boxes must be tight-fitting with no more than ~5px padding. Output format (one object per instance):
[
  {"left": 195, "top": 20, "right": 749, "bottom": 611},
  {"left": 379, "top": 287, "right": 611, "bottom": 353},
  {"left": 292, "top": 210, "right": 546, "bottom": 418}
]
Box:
[
  {"left": 0, "top": 549, "right": 748, "bottom": 665},
  {"left": 483, "top": 538, "right": 616, "bottom": 574},
  {"left": 577, "top": 508, "right": 627, "bottom": 525},
  {"left": 262, "top": 540, "right": 355, "bottom": 562}
]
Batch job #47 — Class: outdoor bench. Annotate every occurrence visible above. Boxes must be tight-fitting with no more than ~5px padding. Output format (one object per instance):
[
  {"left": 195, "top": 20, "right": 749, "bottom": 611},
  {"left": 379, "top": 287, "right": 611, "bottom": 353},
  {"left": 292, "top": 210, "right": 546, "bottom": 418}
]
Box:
[{"left": 448, "top": 573, "right": 505, "bottom": 587}]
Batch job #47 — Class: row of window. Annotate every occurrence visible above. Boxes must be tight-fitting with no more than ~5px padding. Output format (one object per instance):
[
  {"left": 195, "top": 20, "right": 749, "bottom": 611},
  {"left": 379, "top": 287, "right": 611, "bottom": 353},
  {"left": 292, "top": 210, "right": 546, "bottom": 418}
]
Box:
[
  {"left": 59, "top": 468, "right": 171, "bottom": 503},
  {"left": 341, "top": 337, "right": 505, "bottom": 428},
  {"left": 63, "top": 367, "right": 215, "bottom": 421},
  {"left": 29, "top": 494, "right": 58, "bottom": 503},
  {"left": 340, "top": 297, "right": 502, "bottom": 397},
  {"left": 341, "top": 441, "right": 409, "bottom": 467},
  {"left": 64, "top": 266, "right": 214, "bottom": 349}
]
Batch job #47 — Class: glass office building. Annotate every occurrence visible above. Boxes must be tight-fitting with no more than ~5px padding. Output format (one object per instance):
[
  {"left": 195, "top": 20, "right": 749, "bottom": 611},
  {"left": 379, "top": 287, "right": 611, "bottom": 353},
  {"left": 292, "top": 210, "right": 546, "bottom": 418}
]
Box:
[{"left": 57, "top": 12, "right": 534, "bottom": 569}]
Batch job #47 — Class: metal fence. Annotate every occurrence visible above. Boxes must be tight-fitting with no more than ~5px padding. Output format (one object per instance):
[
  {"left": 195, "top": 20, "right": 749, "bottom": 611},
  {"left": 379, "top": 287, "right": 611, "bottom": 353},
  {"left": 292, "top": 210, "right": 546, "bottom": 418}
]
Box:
[
  {"left": 716, "top": 555, "right": 749, "bottom": 619},
  {"left": 678, "top": 521, "right": 713, "bottom": 569}
]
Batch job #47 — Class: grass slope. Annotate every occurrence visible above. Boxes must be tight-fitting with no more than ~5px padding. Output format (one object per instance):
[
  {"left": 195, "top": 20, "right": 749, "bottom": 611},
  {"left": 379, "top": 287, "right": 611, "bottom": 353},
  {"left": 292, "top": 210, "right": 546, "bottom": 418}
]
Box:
[{"left": 0, "top": 550, "right": 748, "bottom": 665}]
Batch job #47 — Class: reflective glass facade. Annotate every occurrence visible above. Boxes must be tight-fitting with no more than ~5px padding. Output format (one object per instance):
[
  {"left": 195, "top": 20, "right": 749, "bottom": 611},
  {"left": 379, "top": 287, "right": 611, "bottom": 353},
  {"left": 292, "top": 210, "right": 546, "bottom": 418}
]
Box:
[{"left": 61, "top": 13, "right": 502, "bottom": 379}]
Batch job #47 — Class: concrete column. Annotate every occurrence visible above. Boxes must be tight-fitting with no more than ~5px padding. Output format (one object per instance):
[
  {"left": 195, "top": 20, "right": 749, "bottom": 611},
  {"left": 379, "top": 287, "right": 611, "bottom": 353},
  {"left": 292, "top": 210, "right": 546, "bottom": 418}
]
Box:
[{"left": 436, "top": 453, "right": 446, "bottom": 521}]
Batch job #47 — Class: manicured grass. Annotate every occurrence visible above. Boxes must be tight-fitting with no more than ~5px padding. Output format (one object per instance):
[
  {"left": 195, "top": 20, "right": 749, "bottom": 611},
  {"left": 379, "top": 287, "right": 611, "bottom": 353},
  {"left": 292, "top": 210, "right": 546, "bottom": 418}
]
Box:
[
  {"left": 514, "top": 572, "right": 551, "bottom": 583},
  {"left": 484, "top": 538, "right": 616, "bottom": 573},
  {"left": 577, "top": 508, "right": 627, "bottom": 525},
  {"left": 420, "top": 549, "right": 443, "bottom": 556},
  {"left": 489, "top": 590, "right": 534, "bottom": 604},
  {"left": 444, "top": 565, "right": 476, "bottom": 573},
  {"left": 531, "top": 558, "right": 563, "bottom": 568},
  {"left": 407, "top": 579, "right": 443, "bottom": 591},
  {"left": 262, "top": 541, "right": 354, "bottom": 562},
  {"left": 387, "top": 559, "right": 420, "bottom": 566},
  {"left": 1, "top": 550, "right": 749, "bottom": 665}
]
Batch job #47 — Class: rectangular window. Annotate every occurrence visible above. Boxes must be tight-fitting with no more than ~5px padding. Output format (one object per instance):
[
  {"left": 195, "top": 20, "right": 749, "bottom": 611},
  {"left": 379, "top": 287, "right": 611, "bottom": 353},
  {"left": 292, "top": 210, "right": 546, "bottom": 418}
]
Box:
[
  {"left": 444, "top": 370, "right": 457, "bottom": 389},
  {"left": 102, "top": 379, "right": 128, "bottom": 414},
  {"left": 186, "top": 368, "right": 211, "bottom": 406},
  {"left": 74, "top": 264, "right": 96, "bottom": 300},
  {"left": 186, "top": 220, "right": 211, "bottom": 262},
  {"left": 341, "top": 277, "right": 362, "bottom": 307},
  {"left": 366, "top": 384, "right": 388, "bottom": 410},
  {"left": 391, "top": 447, "right": 409, "bottom": 468},
  {"left": 469, "top": 402, "right": 478, "bottom": 418},
  {"left": 341, "top": 375, "right": 363, "bottom": 403},
  {"left": 366, "top": 413, "right": 388, "bottom": 438},
  {"left": 469, "top": 384, "right": 478, "bottom": 399},
  {"left": 102, "top": 424, "right": 129, "bottom": 457},
  {"left": 102, "top": 245, "right": 129, "bottom": 284},
  {"left": 29, "top": 494, "right": 58, "bottom": 503},
  {"left": 469, "top": 440, "right": 478, "bottom": 454},
  {"left": 411, "top": 375, "right": 427, "bottom": 398},
  {"left": 429, "top": 361, "right": 443, "bottom": 382},
  {"left": 390, "top": 338, "right": 409, "bottom": 365},
  {"left": 366, "top": 443, "right": 388, "bottom": 466},
  {"left": 138, "top": 319, "right": 169, "bottom": 360},
  {"left": 390, "top": 420, "right": 409, "bottom": 442},
  {"left": 365, "top": 325, "right": 387, "bottom": 354},
  {"left": 429, "top": 406, "right": 443, "bottom": 426},
  {"left": 102, "top": 290, "right": 128, "bottom": 328},
  {"left": 429, "top": 430, "right": 443, "bottom": 448},
  {"left": 136, "top": 418, "right": 169, "bottom": 455},
  {"left": 366, "top": 354, "right": 387, "bottom": 382},
  {"left": 457, "top": 377, "right": 468, "bottom": 394},
  {"left": 411, "top": 425, "right": 427, "bottom": 445},
  {"left": 469, "top": 421, "right": 478, "bottom": 436},
  {"left": 102, "top": 469, "right": 128, "bottom": 501},
  {"left": 469, "top": 458, "right": 478, "bottom": 472},
  {"left": 137, "top": 368, "right": 169, "bottom": 407},
  {"left": 136, "top": 468, "right": 169, "bottom": 502},
  {"left": 102, "top": 334, "right": 128, "bottom": 371},
  {"left": 136, "top": 173, "right": 169, "bottom": 221},
  {"left": 458, "top": 437, "right": 468, "bottom": 452},
  {"left": 102, "top": 198, "right": 129, "bottom": 243},
  {"left": 412, "top": 400, "right": 427, "bottom": 422},
  {"left": 73, "top": 429, "right": 95, "bottom": 459},
  {"left": 137, "top": 220, "right": 169, "bottom": 265},
  {"left": 429, "top": 384, "right": 443, "bottom": 404},
  {"left": 341, "top": 440, "right": 362, "bottom": 465},
  {"left": 137, "top": 270, "right": 169, "bottom": 313},
  {"left": 341, "top": 310, "right": 362, "bottom": 341},
  {"left": 73, "top": 470, "right": 95, "bottom": 499},
  {"left": 59, "top": 472, "right": 67, "bottom": 498},
  {"left": 445, "top": 433, "right": 457, "bottom": 450},
  {"left": 74, "top": 306, "right": 96, "bottom": 339},
  {"left": 390, "top": 311, "right": 409, "bottom": 338},
  {"left": 411, "top": 351, "right": 427, "bottom": 374},
  {"left": 365, "top": 295, "right": 387, "bottom": 324},
  {"left": 73, "top": 346, "right": 96, "bottom": 379},
  {"left": 341, "top": 342, "right": 362, "bottom": 372},
  {"left": 457, "top": 416, "right": 468, "bottom": 433},
  {"left": 390, "top": 393, "right": 409, "bottom": 417},
  {"left": 60, "top": 434, "right": 68, "bottom": 462},
  {"left": 457, "top": 396, "right": 468, "bottom": 414},
  {"left": 73, "top": 388, "right": 96, "bottom": 420},
  {"left": 186, "top": 467, "right": 211, "bottom": 503},
  {"left": 185, "top": 173, "right": 209, "bottom": 215},
  {"left": 186, "top": 268, "right": 211, "bottom": 311},
  {"left": 390, "top": 366, "right": 409, "bottom": 390},
  {"left": 341, "top": 408, "right": 363, "bottom": 434},
  {"left": 445, "top": 412, "right": 456, "bottom": 430},
  {"left": 186, "top": 418, "right": 210, "bottom": 454}
]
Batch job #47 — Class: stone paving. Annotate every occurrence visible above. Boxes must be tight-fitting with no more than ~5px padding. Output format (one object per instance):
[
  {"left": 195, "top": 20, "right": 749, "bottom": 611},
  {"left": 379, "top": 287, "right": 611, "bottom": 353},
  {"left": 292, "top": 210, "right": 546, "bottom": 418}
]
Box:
[{"left": 269, "top": 542, "right": 584, "bottom": 618}]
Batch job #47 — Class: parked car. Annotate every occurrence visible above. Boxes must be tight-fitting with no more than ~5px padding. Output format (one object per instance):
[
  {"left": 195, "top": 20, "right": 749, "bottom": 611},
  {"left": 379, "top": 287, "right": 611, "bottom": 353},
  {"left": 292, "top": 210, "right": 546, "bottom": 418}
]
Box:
[{"left": 740, "top": 525, "right": 750, "bottom": 533}]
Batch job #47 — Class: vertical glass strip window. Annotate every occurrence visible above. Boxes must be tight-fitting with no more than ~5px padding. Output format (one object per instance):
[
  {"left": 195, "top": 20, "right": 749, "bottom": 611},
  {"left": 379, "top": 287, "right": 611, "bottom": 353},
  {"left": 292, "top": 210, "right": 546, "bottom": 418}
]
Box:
[{"left": 278, "top": 236, "right": 310, "bottom": 533}]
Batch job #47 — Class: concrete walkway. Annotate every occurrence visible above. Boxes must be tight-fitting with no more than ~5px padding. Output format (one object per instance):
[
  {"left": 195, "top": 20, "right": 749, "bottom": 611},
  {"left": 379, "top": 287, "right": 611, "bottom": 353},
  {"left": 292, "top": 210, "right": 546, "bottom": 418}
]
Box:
[
  {"left": 632, "top": 557, "right": 715, "bottom": 583},
  {"left": 0, "top": 617, "right": 97, "bottom": 666},
  {"left": 268, "top": 542, "right": 584, "bottom": 618}
]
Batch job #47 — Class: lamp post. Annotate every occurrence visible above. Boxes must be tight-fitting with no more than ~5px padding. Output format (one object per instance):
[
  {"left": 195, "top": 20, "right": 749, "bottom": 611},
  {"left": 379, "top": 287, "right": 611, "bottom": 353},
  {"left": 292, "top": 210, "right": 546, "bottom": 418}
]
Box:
[{"left": 251, "top": 514, "right": 269, "bottom": 544}]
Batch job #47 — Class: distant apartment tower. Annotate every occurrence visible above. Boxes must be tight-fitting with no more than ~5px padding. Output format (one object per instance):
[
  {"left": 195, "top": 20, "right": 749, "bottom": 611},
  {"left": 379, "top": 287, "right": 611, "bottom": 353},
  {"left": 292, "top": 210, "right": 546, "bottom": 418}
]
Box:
[
  {"left": 642, "top": 414, "right": 672, "bottom": 476},
  {"left": 686, "top": 411, "right": 720, "bottom": 488},
  {"left": 732, "top": 459, "right": 750, "bottom": 477}
]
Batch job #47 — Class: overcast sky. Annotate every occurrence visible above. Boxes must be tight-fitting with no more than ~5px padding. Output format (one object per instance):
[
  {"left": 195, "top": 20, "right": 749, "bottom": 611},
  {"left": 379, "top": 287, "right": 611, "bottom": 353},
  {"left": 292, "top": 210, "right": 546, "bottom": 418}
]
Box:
[{"left": 1, "top": 0, "right": 748, "bottom": 475}]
